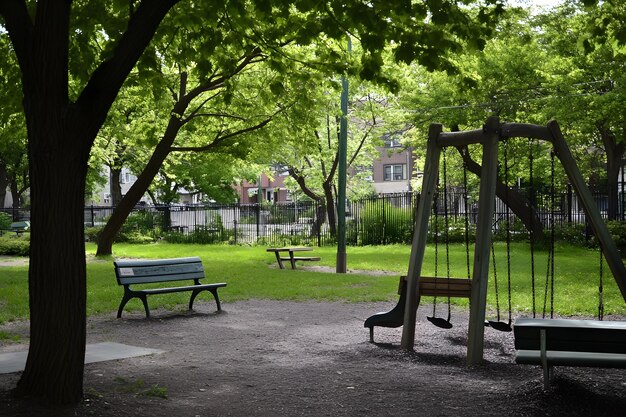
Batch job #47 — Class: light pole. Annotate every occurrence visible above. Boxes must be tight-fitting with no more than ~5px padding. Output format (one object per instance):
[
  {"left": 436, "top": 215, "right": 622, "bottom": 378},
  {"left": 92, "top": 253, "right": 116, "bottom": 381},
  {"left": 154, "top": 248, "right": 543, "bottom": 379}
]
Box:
[{"left": 336, "top": 36, "right": 351, "bottom": 273}]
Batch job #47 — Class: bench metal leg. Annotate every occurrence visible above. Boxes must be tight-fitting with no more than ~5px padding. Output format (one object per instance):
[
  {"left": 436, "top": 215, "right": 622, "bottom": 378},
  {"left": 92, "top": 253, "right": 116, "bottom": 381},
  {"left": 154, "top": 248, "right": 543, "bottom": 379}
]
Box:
[
  {"left": 139, "top": 294, "right": 151, "bottom": 318},
  {"left": 543, "top": 365, "right": 554, "bottom": 390},
  {"left": 189, "top": 288, "right": 222, "bottom": 312},
  {"left": 539, "top": 328, "right": 553, "bottom": 389},
  {"left": 117, "top": 293, "right": 151, "bottom": 318},
  {"left": 289, "top": 251, "right": 297, "bottom": 269}
]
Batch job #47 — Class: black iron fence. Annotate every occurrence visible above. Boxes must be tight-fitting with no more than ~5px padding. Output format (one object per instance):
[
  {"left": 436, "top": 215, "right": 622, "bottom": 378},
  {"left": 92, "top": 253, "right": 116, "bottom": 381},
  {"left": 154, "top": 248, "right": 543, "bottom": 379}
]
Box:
[{"left": 0, "top": 188, "right": 622, "bottom": 247}]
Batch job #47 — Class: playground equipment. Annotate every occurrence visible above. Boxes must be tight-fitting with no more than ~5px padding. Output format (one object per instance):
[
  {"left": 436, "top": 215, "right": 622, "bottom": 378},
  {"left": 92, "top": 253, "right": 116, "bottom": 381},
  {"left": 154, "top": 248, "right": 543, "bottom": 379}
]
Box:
[{"left": 364, "top": 117, "right": 626, "bottom": 365}]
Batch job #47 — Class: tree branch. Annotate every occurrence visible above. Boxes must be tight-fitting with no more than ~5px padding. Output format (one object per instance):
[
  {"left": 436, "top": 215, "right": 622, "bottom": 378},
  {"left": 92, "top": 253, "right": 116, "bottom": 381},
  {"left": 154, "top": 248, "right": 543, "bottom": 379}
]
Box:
[
  {"left": 75, "top": 0, "right": 180, "bottom": 143},
  {"left": 0, "top": 0, "right": 33, "bottom": 71},
  {"left": 348, "top": 125, "right": 374, "bottom": 167},
  {"left": 170, "top": 117, "right": 272, "bottom": 152},
  {"left": 288, "top": 167, "right": 321, "bottom": 201},
  {"left": 183, "top": 47, "right": 264, "bottom": 105},
  {"left": 183, "top": 111, "right": 246, "bottom": 124}
]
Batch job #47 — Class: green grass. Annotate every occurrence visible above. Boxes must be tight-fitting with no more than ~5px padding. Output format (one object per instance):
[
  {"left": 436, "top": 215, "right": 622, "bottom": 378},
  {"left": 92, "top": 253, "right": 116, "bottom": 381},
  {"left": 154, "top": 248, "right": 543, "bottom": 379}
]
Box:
[{"left": 0, "top": 242, "right": 624, "bottom": 324}]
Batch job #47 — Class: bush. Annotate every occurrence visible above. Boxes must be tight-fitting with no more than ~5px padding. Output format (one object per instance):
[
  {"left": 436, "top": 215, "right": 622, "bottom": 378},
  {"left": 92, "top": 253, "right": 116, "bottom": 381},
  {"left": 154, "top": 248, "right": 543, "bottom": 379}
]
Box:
[
  {"left": 0, "top": 236, "right": 29, "bottom": 256},
  {"left": 554, "top": 223, "right": 588, "bottom": 247},
  {"left": 427, "top": 216, "right": 476, "bottom": 244},
  {"left": 0, "top": 212, "right": 11, "bottom": 230},
  {"left": 85, "top": 226, "right": 102, "bottom": 242},
  {"left": 359, "top": 202, "right": 413, "bottom": 245},
  {"left": 606, "top": 220, "right": 626, "bottom": 254}
]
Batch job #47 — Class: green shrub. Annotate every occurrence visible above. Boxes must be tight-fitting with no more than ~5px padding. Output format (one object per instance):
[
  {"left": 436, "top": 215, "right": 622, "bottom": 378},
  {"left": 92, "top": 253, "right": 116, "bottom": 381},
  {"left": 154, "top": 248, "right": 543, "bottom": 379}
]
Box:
[
  {"left": 0, "top": 212, "right": 11, "bottom": 230},
  {"left": 606, "top": 220, "right": 626, "bottom": 254},
  {"left": 84, "top": 227, "right": 102, "bottom": 242},
  {"left": 554, "top": 223, "right": 588, "bottom": 246},
  {"left": 359, "top": 202, "right": 413, "bottom": 245},
  {"left": 0, "top": 236, "right": 29, "bottom": 256},
  {"left": 427, "top": 216, "right": 476, "bottom": 244},
  {"left": 122, "top": 211, "right": 161, "bottom": 236}
]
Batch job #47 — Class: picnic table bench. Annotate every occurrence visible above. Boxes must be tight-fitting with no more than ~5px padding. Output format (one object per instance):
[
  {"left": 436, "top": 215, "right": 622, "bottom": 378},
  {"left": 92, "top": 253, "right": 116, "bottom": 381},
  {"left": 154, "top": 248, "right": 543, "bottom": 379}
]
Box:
[
  {"left": 266, "top": 247, "right": 321, "bottom": 269},
  {"left": 114, "top": 256, "right": 226, "bottom": 318},
  {"left": 514, "top": 318, "right": 626, "bottom": 389},
  {"left": 0, "top": 221, "right": 30, "bottom": 237}
]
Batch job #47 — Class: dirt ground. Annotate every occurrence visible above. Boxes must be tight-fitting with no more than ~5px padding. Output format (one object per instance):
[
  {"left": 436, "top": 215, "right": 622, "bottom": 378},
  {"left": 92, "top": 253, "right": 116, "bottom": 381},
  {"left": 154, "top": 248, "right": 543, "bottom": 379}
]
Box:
[{"left": 1, "top": 299, "right": 626, "bottom": 417}]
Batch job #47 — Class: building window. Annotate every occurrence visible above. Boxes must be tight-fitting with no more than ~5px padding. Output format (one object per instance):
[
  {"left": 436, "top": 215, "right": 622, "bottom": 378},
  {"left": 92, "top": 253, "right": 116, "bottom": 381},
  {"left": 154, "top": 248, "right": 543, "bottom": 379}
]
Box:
[
  {"left": 384, "top": 136, "right": 402, "bottom": 148},
  {"left": 384, "top": 164, "right": 406, "bottom": 181}
]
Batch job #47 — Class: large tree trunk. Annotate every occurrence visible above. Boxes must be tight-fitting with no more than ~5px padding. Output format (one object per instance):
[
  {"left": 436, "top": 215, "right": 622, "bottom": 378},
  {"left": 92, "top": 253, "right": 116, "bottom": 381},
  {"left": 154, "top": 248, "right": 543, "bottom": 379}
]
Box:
[
  {"left": 457, "top": 145, "right": 545, "bottom": 242},
  {"left": 597, "top": 121, "right": 625, "bottom": 221},
  {"left": 0, "top": 162, "right": 9, "bottom": 208},
  {"left": 96, "top": 114, "right": 184, "bottom": 255},
  {"left": 11, "top": 4, "right": 88, "bottom": 403},
  {"left": 14, "top": 135, "right": 89, "bottom": 404},
  {"left": 1, "top": 0, "right": 178, "bottom": 404},
  {"left": 110, "top": 166, "right": 123, "bottom": 206},
  {"left": 322, "top": 180, "right": 337, "bottom": 237}
]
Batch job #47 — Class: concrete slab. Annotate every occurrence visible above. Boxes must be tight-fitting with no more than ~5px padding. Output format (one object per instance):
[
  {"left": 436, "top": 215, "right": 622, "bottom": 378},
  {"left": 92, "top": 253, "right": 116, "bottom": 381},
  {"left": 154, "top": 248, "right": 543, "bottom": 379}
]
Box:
[{"left": 0, "top": 342, "right": 164, "bottom": 374}]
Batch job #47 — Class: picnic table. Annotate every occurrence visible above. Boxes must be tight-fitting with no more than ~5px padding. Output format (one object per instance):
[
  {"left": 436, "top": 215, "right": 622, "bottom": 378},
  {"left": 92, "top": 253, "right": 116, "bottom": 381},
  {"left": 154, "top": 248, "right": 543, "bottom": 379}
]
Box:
[{"left": 266, "top": 247, "right": 321, "bottom": 270}]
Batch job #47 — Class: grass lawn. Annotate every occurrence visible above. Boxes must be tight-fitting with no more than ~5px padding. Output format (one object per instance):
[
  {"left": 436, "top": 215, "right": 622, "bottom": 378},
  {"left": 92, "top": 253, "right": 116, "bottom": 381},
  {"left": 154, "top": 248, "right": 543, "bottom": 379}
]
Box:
[{"left": 0, "top": 241, "right": 624, "bottom": 324}]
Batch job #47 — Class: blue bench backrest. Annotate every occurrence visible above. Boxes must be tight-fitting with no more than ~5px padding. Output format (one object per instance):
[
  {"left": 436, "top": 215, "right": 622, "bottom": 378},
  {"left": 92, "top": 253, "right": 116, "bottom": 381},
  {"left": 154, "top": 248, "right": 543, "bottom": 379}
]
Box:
[
  {"left": 114, "top": 257, "right": 205, "bottom": 285},
  {"left": 10, "top": 221, "right": 30, "bottom": 231}
]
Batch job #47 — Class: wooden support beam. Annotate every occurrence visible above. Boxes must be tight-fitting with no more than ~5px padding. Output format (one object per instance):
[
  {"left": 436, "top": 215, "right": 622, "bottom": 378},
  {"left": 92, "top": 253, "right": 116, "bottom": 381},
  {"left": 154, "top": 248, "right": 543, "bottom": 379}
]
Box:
[
  {"left": 401, "top": 124, "right": 442, "bottom": 351},
  {"left": 467, "top": 116, "right": 500, "bottom": 365},
  {"left": 548, "top": 121, "right": 626, "bottom": 302}
]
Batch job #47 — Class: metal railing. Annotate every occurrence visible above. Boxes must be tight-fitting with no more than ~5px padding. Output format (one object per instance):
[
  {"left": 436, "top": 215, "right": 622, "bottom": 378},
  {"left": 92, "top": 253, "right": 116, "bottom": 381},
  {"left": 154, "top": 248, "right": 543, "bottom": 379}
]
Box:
[{"left": 1, "top": 188, "right": 621, "bottom": 246}]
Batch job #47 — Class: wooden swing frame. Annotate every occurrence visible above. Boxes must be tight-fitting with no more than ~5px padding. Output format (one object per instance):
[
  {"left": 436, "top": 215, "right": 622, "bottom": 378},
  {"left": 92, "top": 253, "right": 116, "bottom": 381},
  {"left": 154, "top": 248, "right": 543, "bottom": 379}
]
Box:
[{"left": 401, "top": 116, "right": 626, "bottom": 365}]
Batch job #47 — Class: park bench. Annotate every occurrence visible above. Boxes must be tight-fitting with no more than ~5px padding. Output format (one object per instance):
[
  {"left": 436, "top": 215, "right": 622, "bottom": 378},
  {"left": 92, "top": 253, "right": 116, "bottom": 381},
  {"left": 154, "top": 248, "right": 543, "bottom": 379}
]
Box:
[
  {"left": 266, "top": 247, "right": 321, "bottom": 269},
  {"left": 114, "top": 257, "right": 227, "bottom": 318},
  {"left": 514, "top": 318, "right": 626, "bottom": 389},
  {"left": 0, "top": 221, "right": 30, "bottom": 237}
]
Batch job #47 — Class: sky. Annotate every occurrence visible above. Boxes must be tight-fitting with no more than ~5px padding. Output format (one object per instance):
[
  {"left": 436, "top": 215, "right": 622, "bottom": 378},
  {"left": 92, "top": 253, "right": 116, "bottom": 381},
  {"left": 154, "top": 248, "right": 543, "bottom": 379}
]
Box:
[{"left": 509, "top": 0, "right": 564, "bottom": 7}]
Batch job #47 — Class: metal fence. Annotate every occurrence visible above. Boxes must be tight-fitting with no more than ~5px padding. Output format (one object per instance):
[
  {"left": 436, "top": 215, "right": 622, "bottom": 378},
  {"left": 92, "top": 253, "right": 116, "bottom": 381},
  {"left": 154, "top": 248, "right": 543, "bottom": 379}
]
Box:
[{"left": 0, "top": 188, "right": 621, "bottom": 246}]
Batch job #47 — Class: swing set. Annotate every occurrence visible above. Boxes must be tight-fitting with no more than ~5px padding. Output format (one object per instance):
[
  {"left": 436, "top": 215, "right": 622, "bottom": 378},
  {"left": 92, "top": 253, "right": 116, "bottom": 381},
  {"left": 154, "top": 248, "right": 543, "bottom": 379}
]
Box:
[{"left": 364, "top": 117, "right": 626, "bottom": 365}]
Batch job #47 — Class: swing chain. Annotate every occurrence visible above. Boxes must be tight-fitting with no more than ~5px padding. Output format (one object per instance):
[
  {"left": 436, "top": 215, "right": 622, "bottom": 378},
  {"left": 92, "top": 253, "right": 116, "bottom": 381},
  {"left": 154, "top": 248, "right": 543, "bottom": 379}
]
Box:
[
  {"left": 529, "top": 138, "right": 536, "bottom": 318},
  {"left": 599, "top": 246, "right": 604, "bottom": 321},
  {"left": 442, "top": 148, "right": 451, "bottom": 321}
]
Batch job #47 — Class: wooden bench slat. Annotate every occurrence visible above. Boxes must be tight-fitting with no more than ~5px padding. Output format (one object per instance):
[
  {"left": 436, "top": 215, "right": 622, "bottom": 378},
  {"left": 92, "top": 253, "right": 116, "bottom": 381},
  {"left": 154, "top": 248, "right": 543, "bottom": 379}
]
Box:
[
  {"left": 400, "top": 276, "right": 472, "bottom": 298},
  {"left": 515, "top": 350, "right": 626, "bottom": 368},
  {"left": 114, "top": 256, "right": 202, "bottom": 267},
  {"left": 117, "top": 272, "right": 205, "bottom": 285},
  {"left": 141, "top": 282, "right": 227, "bottom": 295},
  {"left": 279, "top": 256, "right": 321, "bottom": 262}
]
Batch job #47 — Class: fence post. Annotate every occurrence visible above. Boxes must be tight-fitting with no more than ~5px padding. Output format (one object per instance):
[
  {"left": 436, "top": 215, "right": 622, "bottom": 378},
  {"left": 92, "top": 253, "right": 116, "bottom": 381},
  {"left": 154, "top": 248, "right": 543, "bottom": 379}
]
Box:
[
  {"left": 256, "top": 203, "right": 260, "bottom": 241},
  {"left": 567, "top": 184, "right": 573, "bottom": 224}
]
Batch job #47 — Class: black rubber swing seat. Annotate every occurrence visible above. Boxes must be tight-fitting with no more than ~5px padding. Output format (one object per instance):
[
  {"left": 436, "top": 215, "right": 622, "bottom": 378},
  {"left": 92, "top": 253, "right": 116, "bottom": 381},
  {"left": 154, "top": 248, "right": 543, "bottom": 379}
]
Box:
[
  {"left": 427, "top": 316, "right": 453, "bottom": 329},
  {"left": 485, "top": 320, "right": 513, "bottom": 332}
]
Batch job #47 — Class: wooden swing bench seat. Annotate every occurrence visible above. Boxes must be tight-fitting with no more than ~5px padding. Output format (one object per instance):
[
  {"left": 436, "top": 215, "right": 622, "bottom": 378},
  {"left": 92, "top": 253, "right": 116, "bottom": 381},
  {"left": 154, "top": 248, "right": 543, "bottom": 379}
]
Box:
[
  {"left": 514, "top": 318, "right": 626, "bottom": 389},
  {"left": 414, "top": 276, "right": 472, "bottom": 298},
  {"left": 364, "top": 276, "right": 472, "bottom": 342},
  {"left": 114, "top": 257, "right": 227, "bottom": 318}
]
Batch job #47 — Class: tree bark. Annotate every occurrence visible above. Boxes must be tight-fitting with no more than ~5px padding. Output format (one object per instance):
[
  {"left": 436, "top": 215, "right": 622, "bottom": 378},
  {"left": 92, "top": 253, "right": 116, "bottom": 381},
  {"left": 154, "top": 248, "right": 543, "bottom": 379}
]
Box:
[
  {"left": 1, "top": 0, "right": 179, "bottom": 404},
  {"left": 456, "top": 145, "right": 545, "bottom": 242},
  {"left": 597, "top": 121, "right": 624, "bottom": 221},
  {"left": 322, "top": 180, "right": 337, "bottom": 237},
  {"left": 0, "top": 162, "right": 8, "bottom": 208},
  {"left": 96, "top": 113, "right": 184, "bottom": 255},
  {"left": 110, "top": 165, "right": 123, "bottom": 206}
]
